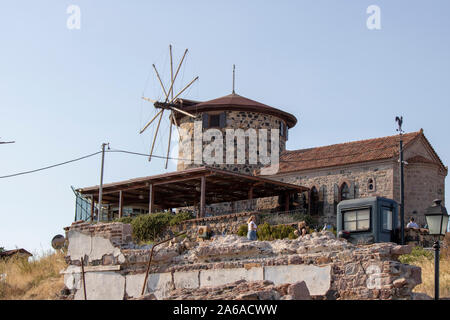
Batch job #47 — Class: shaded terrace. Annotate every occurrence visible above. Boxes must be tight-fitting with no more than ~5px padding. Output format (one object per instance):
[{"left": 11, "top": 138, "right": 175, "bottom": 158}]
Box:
[{"left": 76, "top": 166, "right": 308, "bottom": 221}]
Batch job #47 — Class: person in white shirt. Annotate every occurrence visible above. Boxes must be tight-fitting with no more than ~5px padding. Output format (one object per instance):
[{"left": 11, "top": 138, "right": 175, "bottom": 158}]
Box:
[
  {"left": 406, "top": 217, "right": 419, "bottom": 229},
  {"left": 247, "top": 215, "right": 258, "bottom": 241}
]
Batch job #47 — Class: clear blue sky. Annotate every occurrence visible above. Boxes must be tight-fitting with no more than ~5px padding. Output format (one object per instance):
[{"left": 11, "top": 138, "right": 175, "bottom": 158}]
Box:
[{"left": 1, "top": 1, "right": 449, "bottom": 253}]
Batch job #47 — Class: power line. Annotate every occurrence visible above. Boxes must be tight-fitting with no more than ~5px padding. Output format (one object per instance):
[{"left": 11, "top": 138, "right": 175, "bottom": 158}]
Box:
[
  {"left": 0, "top": 143, "right": 401, "bottom": 179},
  {"left": 0, "top": 137, "right": 15, "bottom": 144},
  {"left": 0, "top": 151, "right": 102, "bottom": 179}
]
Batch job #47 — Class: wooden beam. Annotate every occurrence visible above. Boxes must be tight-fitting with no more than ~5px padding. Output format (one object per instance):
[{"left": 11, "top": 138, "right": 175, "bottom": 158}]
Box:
[
  {"left": 119, "top": 190, "right": 124, "bottom": 218},
  {"left": 200, "top": 176, "right": 206, "bottom": 218},
  {"left": 153, "top": 173, "right": 212, "bottom": 186},
  {"left": 149, "top": 184, "right": 154, "bottom": 214}
]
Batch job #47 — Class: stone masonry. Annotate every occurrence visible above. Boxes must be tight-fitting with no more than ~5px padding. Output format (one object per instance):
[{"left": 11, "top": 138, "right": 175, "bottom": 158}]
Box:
[
  {"left": 177, "top": 110, "right": 287, "bottom": 174},
  {"left": 61, "top": 221, "right": 422, "bottom": 300},
  {"left": 270, "top": 134, "right": 446, "bottom": 227}
]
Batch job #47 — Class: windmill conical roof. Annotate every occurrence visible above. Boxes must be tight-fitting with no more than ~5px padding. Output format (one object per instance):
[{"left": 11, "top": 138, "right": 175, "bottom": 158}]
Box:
[{"left": 178, "top": 93, "right": 297, "bottom": 128}]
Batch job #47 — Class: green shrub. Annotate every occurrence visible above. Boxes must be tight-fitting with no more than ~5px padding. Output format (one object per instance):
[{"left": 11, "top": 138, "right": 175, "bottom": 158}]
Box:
[
  {"left": 114, "top": 211, "right": 194, "bottom": 242},
  {"left": 169, "top": 211, "right": 194, "bottom": 226},
  {"left": 237, "top": 224, "right": 248, "bottom": 237},
  {"left": 131, "top": 213, "right": 171, "bottom": 242},
  {"left": 256, "top": 223, "right": 296, "bottom": 241},
  {"left": 399, "top": 246, "right": 434, "bottom": 264},
  {"left": 115, "top": 216, "right": 133, "bottom": 224}
]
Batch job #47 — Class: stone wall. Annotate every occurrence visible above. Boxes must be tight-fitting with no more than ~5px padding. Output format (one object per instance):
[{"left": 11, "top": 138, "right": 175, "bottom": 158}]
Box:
[
  {"left": 402, "top": 164, "right": 446, "bottom": 227},
  {"left": 270, "top": 160, "right": 396, "bottom": 225},
  {"left": 61, "top": 221, "right": 422, "bottom": 300},
  {"left": 177, "top": 110, "right": 287, "bottom": 174},
  {"left": 404, "top": 227, "right": 435, "bottom": 248},
  {"left": 158, "top": 209, "right": 311, "bottom": 241},
  {"left": 159, "top": 211, "right": 257, "bottom": 240}
]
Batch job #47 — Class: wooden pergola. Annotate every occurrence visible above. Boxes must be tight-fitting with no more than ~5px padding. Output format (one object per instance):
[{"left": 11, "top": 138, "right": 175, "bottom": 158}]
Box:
[{"left": 77, "top": 166, "right": 308, "bottom": 220}]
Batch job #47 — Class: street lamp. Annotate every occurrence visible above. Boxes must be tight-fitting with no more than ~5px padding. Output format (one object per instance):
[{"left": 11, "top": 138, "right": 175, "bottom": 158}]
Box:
[{"left": 425, "top": 199, "right": 449, "bottom": 300}]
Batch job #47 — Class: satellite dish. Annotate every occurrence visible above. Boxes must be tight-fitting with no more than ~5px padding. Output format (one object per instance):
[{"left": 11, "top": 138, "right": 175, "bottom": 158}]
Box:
[{"left": 51, "top": 234, "right": 66, "bottom": 250}]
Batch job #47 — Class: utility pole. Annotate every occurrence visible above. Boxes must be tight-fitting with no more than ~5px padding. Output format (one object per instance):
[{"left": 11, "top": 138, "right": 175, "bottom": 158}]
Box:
[
  {"left": 395, "top": 116, "right": 405, "bottom": 245},
  {"left": 97, "top": 142, "right": 110, "bottom": 223}
]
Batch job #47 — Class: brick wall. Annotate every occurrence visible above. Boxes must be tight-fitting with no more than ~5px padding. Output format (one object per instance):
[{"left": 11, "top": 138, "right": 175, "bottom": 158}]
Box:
[{"left": 64, "top": 221, "right": 133, "bottom": 247}]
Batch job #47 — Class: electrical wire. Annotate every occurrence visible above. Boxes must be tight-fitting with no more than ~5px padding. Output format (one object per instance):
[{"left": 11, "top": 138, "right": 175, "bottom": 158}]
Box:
[
  {"left": 0, "top": 151, "right": 102, "bottom": 179},
  {"left": 0, "top": 143, "right": 401, "bottom": 180}
]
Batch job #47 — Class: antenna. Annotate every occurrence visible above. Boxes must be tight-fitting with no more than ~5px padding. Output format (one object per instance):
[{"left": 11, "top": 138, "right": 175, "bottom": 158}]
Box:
[{"left": 232, "top": 64, "right": 236, "bottom": 94}]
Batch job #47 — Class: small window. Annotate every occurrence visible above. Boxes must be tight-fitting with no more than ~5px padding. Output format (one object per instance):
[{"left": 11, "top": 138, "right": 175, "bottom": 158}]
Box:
[
  {"left": 340, "top": 182, "right": 350, "bottom": 200},
  {"left": 382, "top": 207, "right": 393, "bottom": 231},
  {"left": 343, "top": 208, "right": 371, "bottom": 232},
  {"left": 203, "top": 112, "right": 226, "bottom": 129},
  {"left": 279, "top": 121, "right": 285, "bottom": 137},
  {"left": 209, "top": 114, "right": 220, "bottom": 127},
  {"left": 279, "top": 121, "right": 288, "bottom": 138},
  {"left": 368, "top": 178, "right": 375, "bottom": 192}
]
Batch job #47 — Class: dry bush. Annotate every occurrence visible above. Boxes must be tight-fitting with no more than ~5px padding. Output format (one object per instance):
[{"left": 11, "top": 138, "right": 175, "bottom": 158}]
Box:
[
  {"left": 412, "top": 256, "right": 450, "bottom": 298},
  {"left": 404, "top": 233, "right": 450, "bottom": 299},
  {"left": 0, "top": 250, "right": 67, "bottom": 300}
]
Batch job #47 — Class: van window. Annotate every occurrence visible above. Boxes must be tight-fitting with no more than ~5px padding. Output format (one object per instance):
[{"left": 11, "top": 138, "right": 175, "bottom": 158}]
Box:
[{"left": 343, "top": 208, "right": 370, "bottom": 232}]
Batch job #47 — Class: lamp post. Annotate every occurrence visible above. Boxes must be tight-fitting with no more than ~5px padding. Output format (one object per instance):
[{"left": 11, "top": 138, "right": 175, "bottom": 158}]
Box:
[
  {"left": 395, "top": 116, "right": 405, "bottom": 244},
  {"left": 425, "top": 199, "right": 449, "bottom": 300}
]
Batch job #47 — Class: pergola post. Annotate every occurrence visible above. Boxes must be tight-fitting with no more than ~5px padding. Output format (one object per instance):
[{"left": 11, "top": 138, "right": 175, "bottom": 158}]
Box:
[
  {"left": 119, "top": 190, "right": 124, "bottom": 219},
  {"left": 248, "top": 187, "right": 254, "bottom": 200},
  {"left": 200, "top": 176, "right": 206, "bottom": 218},
  {"left": 90, "top": 195, "right": 95, "bottom": 222},
  {"left": 149, "top": 184, "right": 154, "bottom": 214},
  {"left": 285, "top": 192, "right": 290, "bottom": 212}
]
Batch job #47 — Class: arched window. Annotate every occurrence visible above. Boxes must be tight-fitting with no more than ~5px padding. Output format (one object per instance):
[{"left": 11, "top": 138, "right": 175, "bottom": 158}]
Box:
[
  {"left": 310, "top": 186, "right": 319, "bottom": 215},
  {"left": 340, "top": 182, "right": 350, "bottom": 201}
]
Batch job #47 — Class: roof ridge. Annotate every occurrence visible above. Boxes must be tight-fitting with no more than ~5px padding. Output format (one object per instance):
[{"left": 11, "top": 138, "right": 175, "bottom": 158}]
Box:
[{"left": 285, "top": 130, "right": 422, "bottom": 154}]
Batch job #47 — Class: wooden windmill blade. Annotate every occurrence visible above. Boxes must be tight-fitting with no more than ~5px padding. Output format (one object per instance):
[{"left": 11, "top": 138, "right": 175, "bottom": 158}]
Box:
[
  {"left": 140, "top": 45, "right": 199, "bottom": 166},
  {"left": 165, "top": 111, "right": 174, "bottom": 169},
  {"left": 148, "top": 109, "right": 164, "bottom": 161},
  {"left": 140, "top": 107, "right": 163, "bottom": 134}
]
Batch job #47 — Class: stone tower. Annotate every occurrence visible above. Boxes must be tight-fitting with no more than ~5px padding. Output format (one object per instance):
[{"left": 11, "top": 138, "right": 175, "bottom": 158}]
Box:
[{"left": 174, "top": 93, "right": 297, "bottom": 175}]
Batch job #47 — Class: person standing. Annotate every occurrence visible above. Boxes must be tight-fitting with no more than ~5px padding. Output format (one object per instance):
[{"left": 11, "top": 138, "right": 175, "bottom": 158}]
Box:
[{"left": 247, "top": 215, "right": 258, "bottom": 241}]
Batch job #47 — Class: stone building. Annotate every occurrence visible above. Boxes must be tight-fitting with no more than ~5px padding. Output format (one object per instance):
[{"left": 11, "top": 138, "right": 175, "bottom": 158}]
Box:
[
  {"left": 175, "top": 93, "right": 296, "bottom": 174},
  {"left": 268, "top": 129, "right": 447, "bottom": 227},
  {"left": 173, "top": 94, "right": 447, "bottom": 227},
  {"left": 75, "top": 92, "right": 447, "bottom": 229}
]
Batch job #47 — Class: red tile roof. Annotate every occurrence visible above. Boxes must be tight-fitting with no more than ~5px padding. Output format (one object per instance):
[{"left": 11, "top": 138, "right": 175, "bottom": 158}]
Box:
[
  {"left": 0, "top": 248, "right": 32, "bottom": 258},
  {"left": 271, "top": 130, "right": 446, "bottom": 175}
]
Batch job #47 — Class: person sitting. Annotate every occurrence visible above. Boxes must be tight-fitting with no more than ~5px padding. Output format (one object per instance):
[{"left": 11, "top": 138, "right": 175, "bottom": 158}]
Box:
[
  {"left": 406, "top": 217, "right": 419, "bottom": 229},
  {"left": 247, "top": 215, "right": 258, "bottom": 241},
  {"left": 301, "top": 227, "right": 308, "bottom": 237}
]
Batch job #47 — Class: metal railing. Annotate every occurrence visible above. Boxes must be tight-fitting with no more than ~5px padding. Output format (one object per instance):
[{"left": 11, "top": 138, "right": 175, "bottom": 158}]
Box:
[{"left": 71, "top": 186, "right": 93, "bottom": 222}]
